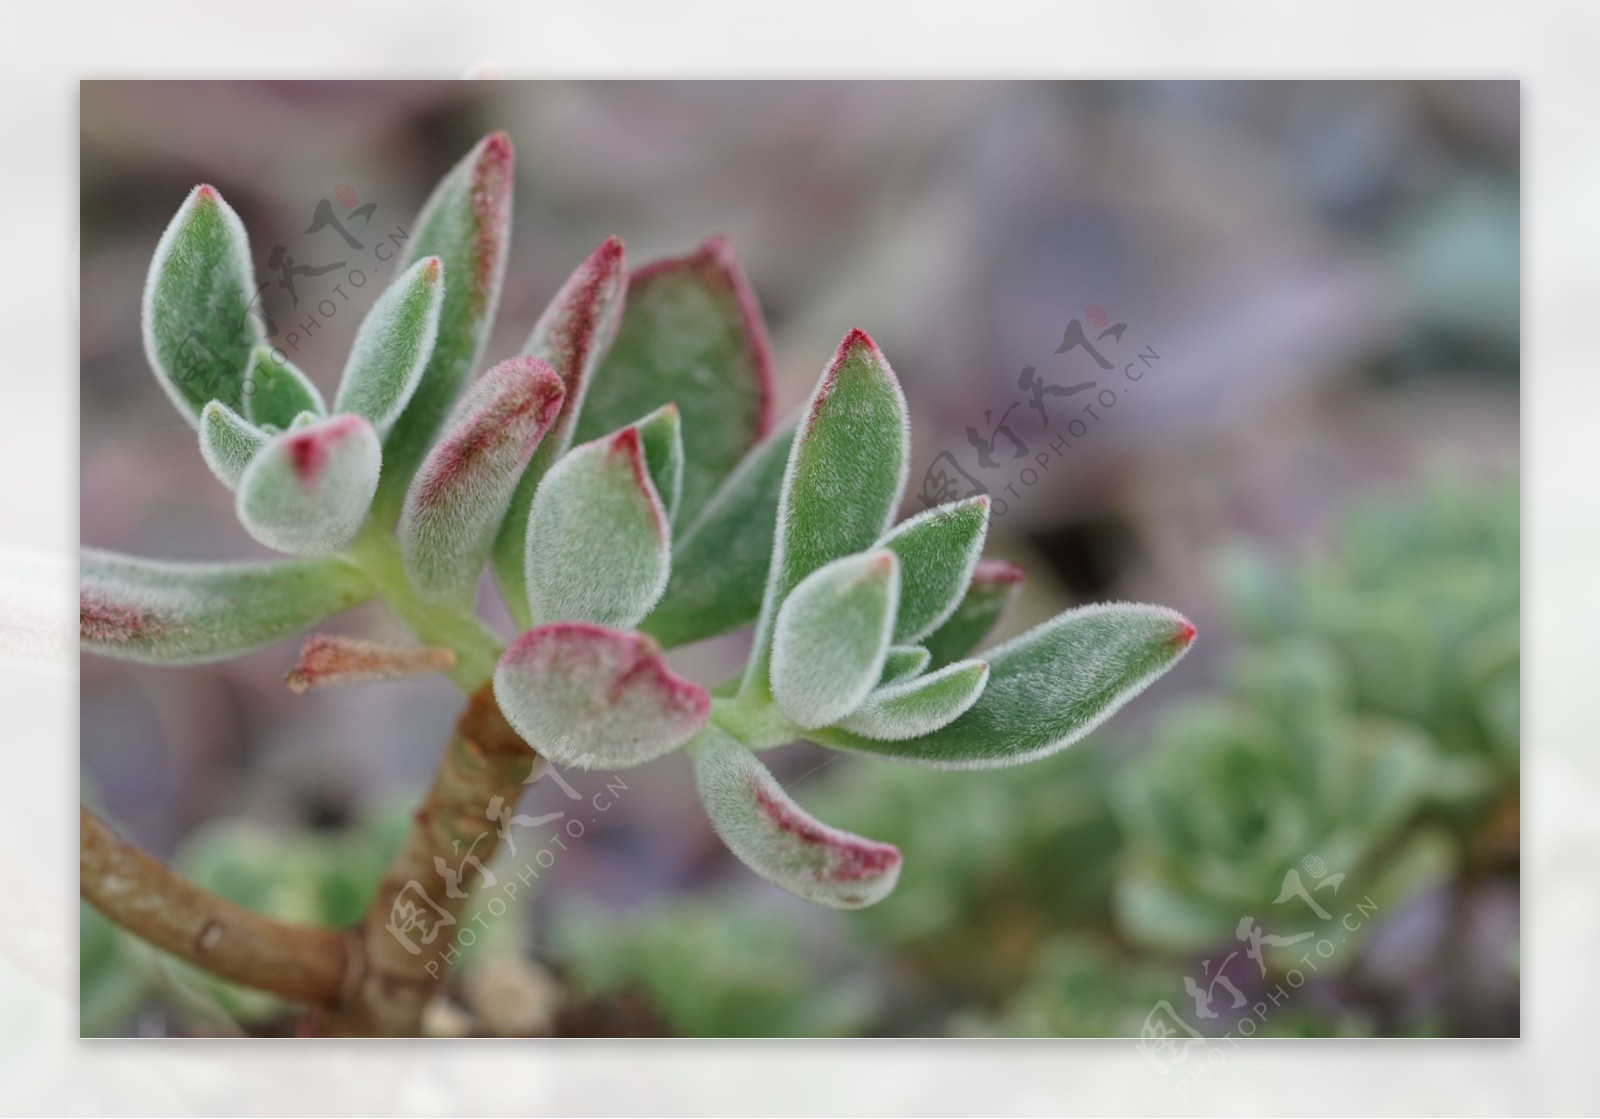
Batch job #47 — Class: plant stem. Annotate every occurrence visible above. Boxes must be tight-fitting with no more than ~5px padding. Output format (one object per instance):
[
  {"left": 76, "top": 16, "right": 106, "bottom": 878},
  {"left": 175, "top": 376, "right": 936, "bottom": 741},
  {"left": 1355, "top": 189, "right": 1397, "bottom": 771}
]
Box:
[
  {"left": 344, "top": 522, "right": 505, "bottom": 692},
  {"left": 79, "top": 806, "right": 350, "bottom": 1008},
  {"left": 325, "top": 682, "right": 537, "bottom": 1036}
]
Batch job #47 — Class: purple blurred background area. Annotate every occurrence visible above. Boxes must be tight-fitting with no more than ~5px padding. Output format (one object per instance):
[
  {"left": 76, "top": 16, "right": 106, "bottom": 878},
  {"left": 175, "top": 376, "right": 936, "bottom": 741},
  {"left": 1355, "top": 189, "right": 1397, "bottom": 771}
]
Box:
[{"left": 79, "top": 80, "right": 1517, "bottom": 948}]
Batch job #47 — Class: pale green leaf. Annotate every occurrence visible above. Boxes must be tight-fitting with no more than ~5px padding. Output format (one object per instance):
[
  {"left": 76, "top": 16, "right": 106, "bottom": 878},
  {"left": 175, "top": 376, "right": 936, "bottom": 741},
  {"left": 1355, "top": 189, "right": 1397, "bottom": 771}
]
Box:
[
  {"left": 878, "top": 496, "right": 990, "bottom": 643},
  {"left": 243, "top": 345, "right": 325, "bottom": 430},
  {"left": 922, "top": 558, "right": 1024, "bottom": 668},
  {"left": 837, "top": 658, "right": 990, "bottom": 741},
  {"left": 879, "top": 645, "right": 931, "bottom": 685},
  {"left": 770, "top": 549, "right": 899, "bottom": 730},
  {"left": 236, "top": 415, "right": 382, "bottom": 556},
  {"left": 331, "top": 255, "right": 444, "bottom": 433},
  {"left": 198, "top": 400, "right": 266, "bottom": 490}
]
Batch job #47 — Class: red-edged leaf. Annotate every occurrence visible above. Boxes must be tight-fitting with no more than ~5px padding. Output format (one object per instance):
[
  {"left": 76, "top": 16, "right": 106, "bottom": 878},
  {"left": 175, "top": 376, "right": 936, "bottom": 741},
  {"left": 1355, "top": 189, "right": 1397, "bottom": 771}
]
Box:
[{"left": 284, "top": 633, "right": 455, "bottom": 693}]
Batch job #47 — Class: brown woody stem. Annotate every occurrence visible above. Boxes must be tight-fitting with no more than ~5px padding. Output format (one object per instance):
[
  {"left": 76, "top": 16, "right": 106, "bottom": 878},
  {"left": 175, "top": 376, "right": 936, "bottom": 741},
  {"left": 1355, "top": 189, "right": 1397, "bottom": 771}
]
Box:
[
  {"left": 79, "top": 805, "right": 349, "bottom": 1007},
  {"left": 326, "top": 683, "right": 537, "bottom": 1036}
]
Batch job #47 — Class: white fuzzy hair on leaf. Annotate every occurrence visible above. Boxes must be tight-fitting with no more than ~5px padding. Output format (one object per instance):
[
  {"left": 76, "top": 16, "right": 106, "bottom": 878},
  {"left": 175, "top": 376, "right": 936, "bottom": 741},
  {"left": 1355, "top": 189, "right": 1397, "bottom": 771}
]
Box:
[{"left": 236, "top": 414, "right": 382, "bottom": 556}]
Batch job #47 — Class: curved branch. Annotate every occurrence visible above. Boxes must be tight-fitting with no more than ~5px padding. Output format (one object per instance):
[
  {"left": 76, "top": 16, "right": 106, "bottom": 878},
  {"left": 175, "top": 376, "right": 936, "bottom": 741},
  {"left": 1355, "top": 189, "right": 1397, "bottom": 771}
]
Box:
[{"left": 80, "top": 805, "right": 349, "bottom": 1007}]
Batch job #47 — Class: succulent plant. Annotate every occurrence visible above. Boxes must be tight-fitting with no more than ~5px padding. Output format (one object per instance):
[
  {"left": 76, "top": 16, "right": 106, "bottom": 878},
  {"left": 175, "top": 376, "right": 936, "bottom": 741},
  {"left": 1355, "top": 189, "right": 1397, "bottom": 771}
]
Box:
[{"left": 79, "top": 131, "right": 1193, "bottom": 1034}]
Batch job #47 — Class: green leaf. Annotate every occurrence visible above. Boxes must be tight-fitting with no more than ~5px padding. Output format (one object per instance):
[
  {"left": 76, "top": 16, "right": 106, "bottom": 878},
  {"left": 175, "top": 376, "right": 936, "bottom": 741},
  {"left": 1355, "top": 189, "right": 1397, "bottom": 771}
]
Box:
[
  {"left": 242, "top": 345, "right": 325, "bottom": 430},
  {"left": 878, "top": 496, "right": 990, "bottom": 643},
  {"left": 374, "top": 132, "right": 515, "bottom": 520},
  {"left": 331, "top": 255, "right": 445, "bottom": 434},
  {"left": 837, "top": 659, "right": 990, "bottom": 741},
  {"left": 638, "top": 422, "right": 795, "bottom": 650},
  {"left": 398, "top": 356, "right": 565, "bottom": 604},
  {"left": 141, "top": 184, "right": 261, "bottom": 423},
  {"left": 770, "top": 550, "right": 899, "bottom": 730},
  {"left": 634, "top": 404, "right": 684, "bottom": 523},
  {"left": 922, "top": 558, "right": 1024, "bottom": 668},
  {"left": 236, "top": 415, "right": 382, "bottom": 556},
  {"left": 743, "top": 330, "right": 909, "bottom": 697},
  {"left": 198, "top": 400, "right": 266, "bottom": 490},
  {"left": 81, "top": 549, "right": 373, "bottom": 664},
  {"left": 691, "top": 724, "right": 901, "bottom": 909},
  {"left": 522, "top": 423, "right": 671, "bottom": 629},
  {"left": 492, "top": 238, "right": 628, "bottom": 623},
  {"left": 879, "top": 645, "right": 930, "bottom": 685},
  {"left": 493, "top": 622, "right": 709, "bottom": 770},
  {"left": 813, "top": 603, "right": 1195, "bottom": 769},
  {"left": 573, "top": 237, "right": 774, "bottom": 525}
]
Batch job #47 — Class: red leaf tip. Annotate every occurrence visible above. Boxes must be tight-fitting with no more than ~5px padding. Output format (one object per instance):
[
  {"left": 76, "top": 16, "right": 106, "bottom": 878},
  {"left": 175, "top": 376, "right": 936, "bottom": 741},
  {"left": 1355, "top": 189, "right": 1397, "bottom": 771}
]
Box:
[
  {"left": 972, "top": 558, "right": 1025, "bottom": 586},
  {"left": 192, "top": 184, "right": 218, "bottom": 203},
  {"left": 480, "top": 130, "right": 514, "bottom": 164},
  {"left": 1171, "top": 618, "right": 1198, "bottom": 648},
  {"left": 839, "top": 327, "right": 879, "bottom": 356},
  {"left": 422, "top": 255, "right": 442, "bottom": 281}
]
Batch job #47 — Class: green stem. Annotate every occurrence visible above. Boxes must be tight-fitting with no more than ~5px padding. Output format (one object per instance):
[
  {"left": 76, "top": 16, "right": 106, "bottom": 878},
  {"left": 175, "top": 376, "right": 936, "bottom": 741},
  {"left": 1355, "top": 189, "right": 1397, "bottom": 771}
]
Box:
[
  {"left": 344, "top": 523, "right": 505, "bottom": 692},
  {"left": 710, "top": 692, "right": 799, "bottom": 751}
]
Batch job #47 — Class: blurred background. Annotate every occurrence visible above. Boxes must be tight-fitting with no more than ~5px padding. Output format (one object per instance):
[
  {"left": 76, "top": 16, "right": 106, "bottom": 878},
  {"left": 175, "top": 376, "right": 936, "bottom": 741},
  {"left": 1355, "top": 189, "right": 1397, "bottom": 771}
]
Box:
[{"left": 79, "top": 80, "right": 1518, "bottom": 1038}]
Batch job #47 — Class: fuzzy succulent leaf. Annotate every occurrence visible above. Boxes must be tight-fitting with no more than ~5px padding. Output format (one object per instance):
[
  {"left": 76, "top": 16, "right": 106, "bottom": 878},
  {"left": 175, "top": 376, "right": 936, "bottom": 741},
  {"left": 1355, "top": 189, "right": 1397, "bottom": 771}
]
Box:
[
  {"left": 813, "top": 603, "right": 1196, "bottom": 769},
  {"left": 492, "top": 238, "right": 628, "bottom": 622},
  {"left": 198, "top": 400, "right": 267, "bottom": 490},
  {"left": 141, "top": 184, "right": 261, "bottom": 423},
  {"left": 634, "top": 404, "right": 685, "bottom": 523},
  {"left": 236, "top": 415, "right": 382, "bottom": 556},
  {"left": 375, "top": 133, "right": 515, "bottom": 520},
  {"left": 81, "top": 549, "right": 373, "bottom": 665},
  {"left": 691, "top": 724, "right": 902, "bottom": 909},
  {"left": 770, "top": 550, "right": 900, "bottom": 730},
  {"left": 743, "top": 330, "right": 909, "bottom": 696},
  {"left": 922, "top": 559, "right": 1025, "bottom": 669},
  {"left": 639, "top": 422, "right": 795, "bottom": 650},
  {"left": 879, "top": 496, "right": 990, "bottom": 643},
  {"left": 879, "top": 645, "right": 931, "bottom": 685},
  {"left": 573, "top": 238, "right": 773, "bottom": 525},
  {"left": 837, "top": 658, "right": 990, "bottom": 741},
  {"left": 285, "top": 634, "right": 454, "bottom": 693},
  {"left": 331, "top": 256, "right": 445, "bottom": 434},
  {"left": 243, "top": 346, "right": 325, "bottom": 430},
  {"left": 522, "top": 424, "right": 672, "bottom": 629},
  {"left": 398, "top": 356, "right": 565, "bottom": 604},
  {"left": 493, "top": 623, "right": 709, "bottom": 770}
]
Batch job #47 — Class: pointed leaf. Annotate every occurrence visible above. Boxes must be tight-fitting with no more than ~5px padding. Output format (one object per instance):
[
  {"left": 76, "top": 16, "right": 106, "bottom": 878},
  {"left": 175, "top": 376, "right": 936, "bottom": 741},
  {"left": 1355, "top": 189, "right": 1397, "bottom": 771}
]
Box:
[
  {"left": 634, "top": 404, "right": 684, "bottom": 523},
  {"left": 398, "top": 356, "right": 565, "bottom": 603},
  {"left": 375, "top": 132, "right": 516, "bottom": 519},
  {"left": 493, "top": 622, "right": 709, "bottom": 770},
  {"left": 879, "top": 496, "right": 990, "bottom": 643},
  {"left": 285, "top": 634, "right": 454, "bottom": 693},
  {"left": 770, "top": 550, "right": 899, "bottom": 730},
  {"left": 81, "top": 549, "right": 373, "bottom": 664},
  {"left": 922, "top": 558, "right": 1024, "bottom": 668},
  {"left": 639, "top": 422, "right": 795, "bottom": 650},
  {"left": 574, "top": 237, "right": 774, "bottom": 524},
  {"left": 141, "top": 184, "right": 261, "bottom": 423},
  {"left": 879, "top": 645, "right": 931, "bottom": 685},
  {"left": 243, "top": 345, "right": 325, "bottom": 430},
  {"left": 837, "top": 659, "right": 990, "bottom": 741},
  {"left": 743, "top": 330, "right": 909, "bottom": 697},
  {"left": 198, "top": 400, "right": 266, "bottom": 490},
  {"left": 523, "top": 424, "right": 671, "bottom": 629},
  {"left": 331, "top": 255, "right": 445, "bottom": 433},
  {"left": 236, "top": 415, "right": 381, "bottom": 556},
  {"left": 691, "top": 724, "right": 901, "bottom": 909},
  {"left": 493, "top": 238, "right": 629, "bottom": 620},
  {"left": 813, "top": 603, "right": 1196, "bottom": 769}
]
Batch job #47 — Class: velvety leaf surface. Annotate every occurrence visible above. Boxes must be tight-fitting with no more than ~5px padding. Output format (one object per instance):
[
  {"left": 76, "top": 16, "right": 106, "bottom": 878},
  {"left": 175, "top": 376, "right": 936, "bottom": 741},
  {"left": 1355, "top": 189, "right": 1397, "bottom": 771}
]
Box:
[
  {"left": 81, "top": 549, "right": 373, "bottom": 664},
  {"left": 399, "top": 356, "right": 565, "bottom": 603},
  {"left": 493, "top": 622, "right": 709, "bottom": 770},
  {"left": 770, "top": 550, "right": 900, "bottom": 730},
  {"left": 522, "top": 425, "right": 671, "bottom": 629},
  {"left": 814, "top": 603, "right": 1196, "bottom": 769},
  {"left": 634, "top": 404, "right": 684, "bottom": 523},
  {"left": 493, "top": 238, "right": 628, "bottom": 622},
  {"left": 879, "top": 645, "right": 931, "bottom": 685},
  {"left": 243, "top": 346, "right": 325, "bottom": 430},
  {"left": 331, "top": 256, "right": 444, "bottom": 433},
  {"left": 878, "top": 496, "right": 989, "bottom": 643},
  {"left": 743, "top": 330, "right": 909, "bottom": 696},
  {"left": 141, "top": 184, "right": 260, "bottom": 422},
  {"left": 236, "top": 414, "right": 382, "bottom": 555},
  {"left": 375, "top": 133, "right": 515, "bottom": 519},
  {"left": 573, "top": 238, "right": 774, "bottom": 525},
  {"left": 921, "top": 558, "right": 1025, "bottom": 669},
  {"left": 284, "top": 633, "right": 454, "bottom": 693},
  {"left": 837, "top": 659, "right": 990, "bottom": 741},
  {"left": 691, "top": 724, "right": 901, "bottom": 909},
  {"left": 639, "top": 422, "right": 795, "bottom": 650},
  {"left": 198, "top": 401, "right": 266, "bottom": 490}
]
